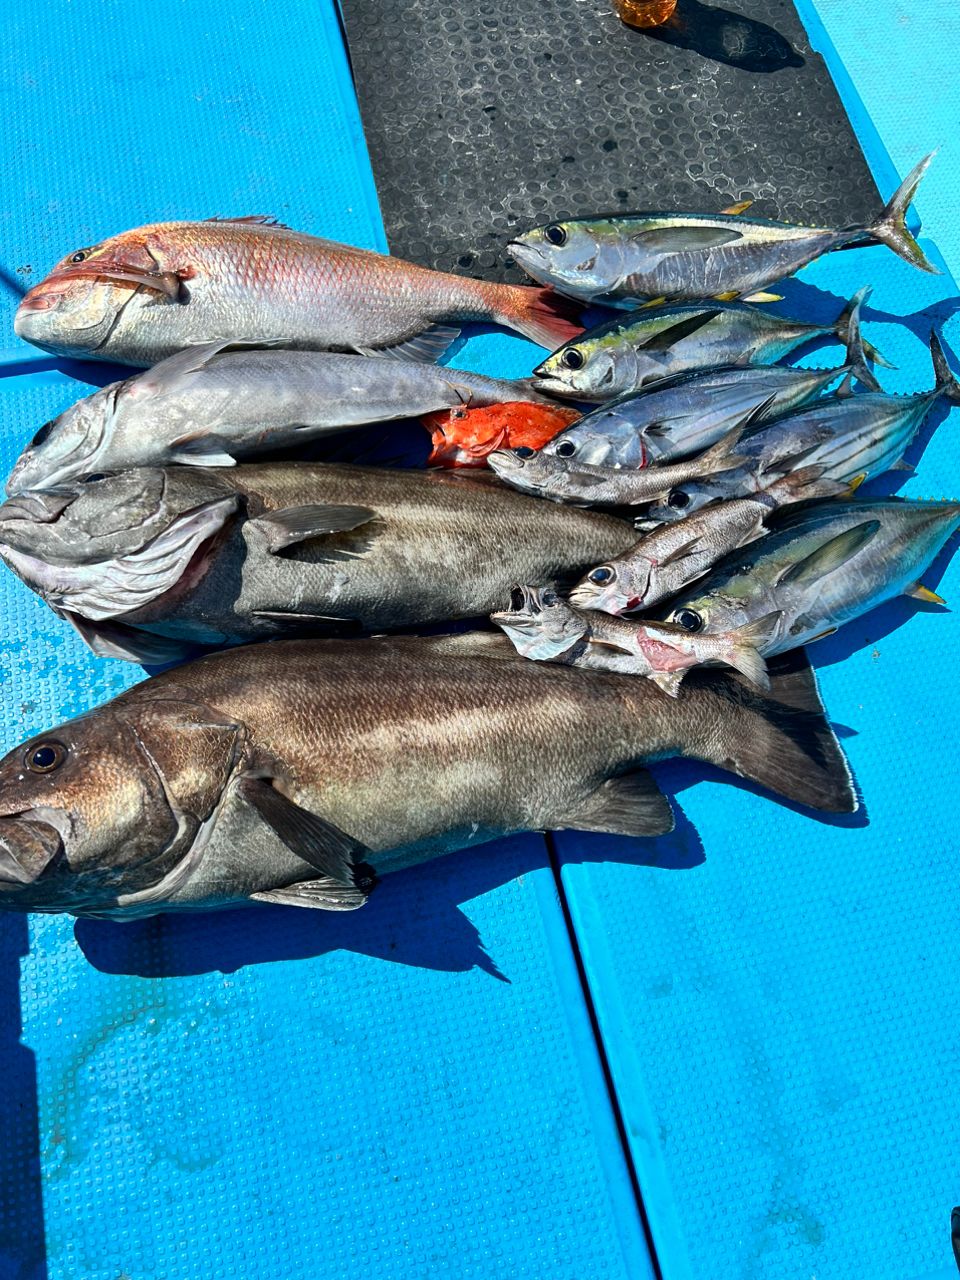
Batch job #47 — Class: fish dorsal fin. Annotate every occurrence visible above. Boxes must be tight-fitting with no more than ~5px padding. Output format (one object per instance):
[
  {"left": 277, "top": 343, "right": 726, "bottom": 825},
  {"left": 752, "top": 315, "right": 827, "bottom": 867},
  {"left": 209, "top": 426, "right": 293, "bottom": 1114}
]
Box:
[
  {"left": 777, "top": 521, "right": 881, "bottom": 587},
  {"left": 240, "top": 776, "right": 376, "bottom": 908},
  {"left": 554, "top": 769, "right": 674, "bottom": 837},
  {"left": 649, "top": 669, "right": 686, "bottom": 698},
  {"left": 635, "top": 309, "right": 722, "bottom": 352},
  {"left": 129, "top": 340, "right": 248, "bottom": 396},
  {"left": 251, "top": 503, "right": 377, "bottom": 553},
  {"left": 354, "top": 324, "right": 461, "bottom": 364},
  {"left": 205, "top": 215, "right": 294, "bottom": 229},
  {"left": 721, "top": 199, "right": 754, "bottom": 216},
  {"left": 631, "top": 225, "right": 743, "bottom": 253}
]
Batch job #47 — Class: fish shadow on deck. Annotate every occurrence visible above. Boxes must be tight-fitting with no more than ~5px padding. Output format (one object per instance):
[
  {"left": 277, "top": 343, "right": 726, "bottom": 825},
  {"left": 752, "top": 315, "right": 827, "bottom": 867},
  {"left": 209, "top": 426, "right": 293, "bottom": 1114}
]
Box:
[{"left": 631, "top": 0, "right": 804, "bottom": 75}]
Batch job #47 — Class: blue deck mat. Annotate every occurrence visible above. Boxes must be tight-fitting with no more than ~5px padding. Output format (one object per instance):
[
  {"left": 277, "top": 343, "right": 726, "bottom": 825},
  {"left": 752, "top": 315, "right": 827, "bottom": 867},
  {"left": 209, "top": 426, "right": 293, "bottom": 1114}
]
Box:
[
  {"left": 554, "top": 31, "right": 960, "bottom": 1280},
  {"left": 0, "top": 4, "right": 655, "bottom": 1279}
]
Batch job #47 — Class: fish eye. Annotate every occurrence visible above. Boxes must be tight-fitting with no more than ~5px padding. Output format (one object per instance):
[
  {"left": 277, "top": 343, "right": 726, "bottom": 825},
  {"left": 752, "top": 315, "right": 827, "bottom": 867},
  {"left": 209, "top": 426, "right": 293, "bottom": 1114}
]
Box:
[
  {"left": 24, "top": 741, "right": 67, "bottom": 774},
  {"left": 70, "top": 250, "right": 88, "bottom": 263},
  {"left": 509, "top": 587, "right": 526, "bottom": 611},
  {"left": 80, "top": 472, "right": 109, "bottom": 484},
  {"left": 544, "top": 224, "right": 567, "bottom": 247},
  {"left": 541, "top": 590, "right": 559, "bottom": 607},
  {"left": 555, "top": 440, "right": 577, "bottom": 458},
  {"left": 561, "top": 347, "right": 584, "bottom": 370},
  {"left": 674, "top": 609, "right": 703, "bottom": 633},
  {"left": 30, "top": 421, "right": 55, "bottom": 449},
  {"left": 589, "top": 566, "right": 614, "bottom": 584},
  {"left": 513, "top": 446, "right": 535, "bottom": 459},
  {"left": 667, "top": 489, "right": 690, "bottom": 510}
]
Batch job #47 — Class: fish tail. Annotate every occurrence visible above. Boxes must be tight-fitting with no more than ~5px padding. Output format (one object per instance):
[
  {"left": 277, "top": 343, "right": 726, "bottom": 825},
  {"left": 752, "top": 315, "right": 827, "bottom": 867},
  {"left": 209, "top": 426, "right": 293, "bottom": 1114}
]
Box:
[
  {"left": 763, "top": 464, "right": 847, "bottom": 506},
  {"left": 868, "top": 152, "right": 940, "bottom": 274},
  {"left": 492, "top": 284, "right": 584, "bottom": 349},
  {"left": 718, "top": 637, "right": 770, "bottom": 691},
  {"left": 833, "top": 287, "right": 887, "bottom": 387},
  {"left": 676, "top": 650, "right": 858, "bottom": 813},
  {"left": 929, "top": 328, "right": 960, "bottom": 404}
]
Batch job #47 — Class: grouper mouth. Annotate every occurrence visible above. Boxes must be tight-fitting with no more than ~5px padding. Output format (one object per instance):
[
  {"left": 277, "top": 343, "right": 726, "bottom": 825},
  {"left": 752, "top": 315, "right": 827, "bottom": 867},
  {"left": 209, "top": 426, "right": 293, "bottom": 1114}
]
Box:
[{"left": 0, "top": 813, "right": 64, "bottom": 888}]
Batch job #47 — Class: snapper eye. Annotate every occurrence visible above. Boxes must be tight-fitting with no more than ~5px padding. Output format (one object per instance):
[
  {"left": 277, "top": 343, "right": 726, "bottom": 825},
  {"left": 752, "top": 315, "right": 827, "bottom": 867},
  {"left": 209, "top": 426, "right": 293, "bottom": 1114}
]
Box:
[
  {"left": 561, "top": 347, "right": 584, "bottom": 370},
  {"left": 544, "top": 224, "right": 567, "bottom": 247},
  {"left": 70, "top": 250, "right": 88, "bottom": 263},
  {"left": 25, "top": 741, "right": 67, "bottom": 774},
  {"left": 30, "top": 421, "right": 55, "bottom": 449},
  {"left": 674, "top": 609, "right": 703, "bottom": 633},
  {"left": 554, "top": 440, "right": 576, "bottom": 458},
  {"left": 589, "top": 566, "right": 614, "bottom": 584},
  {"left": 667, "top": 489, "right": 690, "bottom": 510}
]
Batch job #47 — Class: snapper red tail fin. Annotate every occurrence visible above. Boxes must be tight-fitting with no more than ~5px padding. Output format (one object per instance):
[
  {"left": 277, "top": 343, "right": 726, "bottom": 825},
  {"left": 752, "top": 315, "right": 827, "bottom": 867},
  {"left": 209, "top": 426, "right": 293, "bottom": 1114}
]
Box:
[{"left": 495, "top": 285, "right": 584, "bottom": 349}]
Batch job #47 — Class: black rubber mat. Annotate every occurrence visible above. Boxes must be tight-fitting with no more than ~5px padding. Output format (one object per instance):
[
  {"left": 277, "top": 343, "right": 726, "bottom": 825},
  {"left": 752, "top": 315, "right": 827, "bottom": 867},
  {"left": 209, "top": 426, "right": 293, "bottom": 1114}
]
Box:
[{"left": 339, "top": 0, "right": 880, "bottom": 284}]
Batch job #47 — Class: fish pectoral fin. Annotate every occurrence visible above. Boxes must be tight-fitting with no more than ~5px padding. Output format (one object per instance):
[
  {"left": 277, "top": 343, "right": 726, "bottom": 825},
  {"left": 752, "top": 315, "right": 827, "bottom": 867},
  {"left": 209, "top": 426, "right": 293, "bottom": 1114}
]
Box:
[
  {"left": 659, "top": 533, "right": 710, "bottom": 567},
  {"left": 649, "top": 669, "right": 686, "bottom": 698},
  {"left": 554, "top": 769, "right": 674, "bottom": 837},
  {"left": 720, "top": 199, "right": 754, "bottom": 216},
  {"left": 635, "top": 309, "right": 723, "bottom": 352},
  {"left": 354, "top": 324, "right": 461, "bottom": 364},
  {"left": 906, "top": 582, "right": 947, "bottom": 605},
  {"left": 251, "top": 503, "right": 377, "bottom": 553},
  {"left": 240, "top": 775, "right": 377, "bottom": 907},
  {"left": 777, "top": 520, "right": 881, "bottom": 587},
  {"left": 168, "top": 430, "right": 238, "bottom": 467},
  {"left": 58, "top": 610, "right": 196, "bottom": 666},
  {"left": 631, "top": 226, "right": 743, "bottom": 253},
  {"left": 250, "top": 879, "right": 371, "bottom": 912},
  {"left": 251, "top": 609, "right": 360, "bottom": 628}
]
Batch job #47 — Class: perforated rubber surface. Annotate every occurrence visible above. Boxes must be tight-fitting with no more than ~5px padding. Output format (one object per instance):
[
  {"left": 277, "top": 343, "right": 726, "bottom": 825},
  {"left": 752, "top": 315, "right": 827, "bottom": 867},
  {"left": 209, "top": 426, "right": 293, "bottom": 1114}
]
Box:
[
  {"left": 339, "top": 0, "right": 880, "bottom": 284},
  {"left": 0, "top": 4, "right": 653, "bottom": 1279}
]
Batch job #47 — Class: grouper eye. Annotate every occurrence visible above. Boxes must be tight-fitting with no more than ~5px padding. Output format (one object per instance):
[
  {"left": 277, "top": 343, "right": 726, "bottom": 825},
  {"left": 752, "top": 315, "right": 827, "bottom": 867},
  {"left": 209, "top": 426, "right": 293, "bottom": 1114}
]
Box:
[
  {"left": 544, "top": 224, "right": 567, "bottom": 247},
  {"left": 30, "top": 421, "right": 55, "bottom": 448},
  {"left": 589, "top": 566, "right": 614, "bottom": 584},
  {"left": 555, "top": 440, "right": 576, "bottom": 458},
  {"left": 561, "top": 347, "right": 584, "bottom": 370},
  {"left": 674, "top": 609, "right": 703, "bottom": 633},
  {"left": 668, "top": 489, "right": 690, "bottom": 510},
  {"left": 25, "top": 741, "right": 67, "bottom": 774},
  {"left": 541, "top": 590, "right": 559, "bottom": 607}
]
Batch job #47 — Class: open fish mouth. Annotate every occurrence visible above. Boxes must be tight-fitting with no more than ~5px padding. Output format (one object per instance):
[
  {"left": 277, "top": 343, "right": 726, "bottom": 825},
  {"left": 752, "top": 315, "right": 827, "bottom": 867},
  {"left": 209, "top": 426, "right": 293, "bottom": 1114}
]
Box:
[
  {"left": 490, "top": 584, "right": 546, "bottom": 628},
  {"left": 0, "top": 814, "right": 64, "bottom": 887}
]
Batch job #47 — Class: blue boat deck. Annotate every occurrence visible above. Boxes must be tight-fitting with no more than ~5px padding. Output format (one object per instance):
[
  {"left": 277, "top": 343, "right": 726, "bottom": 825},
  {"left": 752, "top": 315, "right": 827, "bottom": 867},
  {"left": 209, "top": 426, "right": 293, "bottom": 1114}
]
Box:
[{"left": 1, "top": 3, "right": 958, "bottom": 1279}]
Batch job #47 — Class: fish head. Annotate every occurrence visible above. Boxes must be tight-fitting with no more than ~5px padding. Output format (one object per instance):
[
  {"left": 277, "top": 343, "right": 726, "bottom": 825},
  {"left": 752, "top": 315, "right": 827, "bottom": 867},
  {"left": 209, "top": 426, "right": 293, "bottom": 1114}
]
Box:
[
  {"left": 15, "top": 276, "right": 140, "bottom": 357},
  {"left": 570, "top": 557, "right": 648, "bottom": 615},
  {"left": 491, "top": 584, "right": 588, "bottom": 661},
  {"left": 0, "top": 468, "right": 238, "bottom": 621},
  {"left": 508, "top": 221, "right": 620, "bottom": 304},
  {"left": 487, "top": 445, "right": 578, "bottom": 502},
  {"left": 645, "top": 478, "right": 731, "bottom": 525},
  {"left": 0, "top": 696, "right": 242, "bottom": 915},
  {"left": 533, "top": 332, "right": 638, "bottom": 400},
  {"left": 542, "top": 405, "right": 648, "bottom": 470},
  {"left": 7, "top": 384, "right": 120, "bottom": 494}
]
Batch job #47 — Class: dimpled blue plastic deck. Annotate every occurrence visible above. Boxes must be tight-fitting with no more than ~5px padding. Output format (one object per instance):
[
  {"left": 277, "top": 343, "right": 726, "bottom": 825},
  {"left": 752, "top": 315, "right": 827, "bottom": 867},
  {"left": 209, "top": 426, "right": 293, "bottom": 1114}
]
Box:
[
  {"left": 0, "top": 4, "right": 653, "bottom": 1279},
  {"left": 554, "top": 188, "right": 960, "bottom": 1280}
]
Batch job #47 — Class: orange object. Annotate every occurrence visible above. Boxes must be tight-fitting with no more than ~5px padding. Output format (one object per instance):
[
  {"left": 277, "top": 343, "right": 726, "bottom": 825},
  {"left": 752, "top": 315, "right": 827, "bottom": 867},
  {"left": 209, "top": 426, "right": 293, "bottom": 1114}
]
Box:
[
  {"left": 423, "top": 401, "right": 582, "bottom": 468},
  {"left": 613, "top": 0, "right": 677, "bottom": 29}
]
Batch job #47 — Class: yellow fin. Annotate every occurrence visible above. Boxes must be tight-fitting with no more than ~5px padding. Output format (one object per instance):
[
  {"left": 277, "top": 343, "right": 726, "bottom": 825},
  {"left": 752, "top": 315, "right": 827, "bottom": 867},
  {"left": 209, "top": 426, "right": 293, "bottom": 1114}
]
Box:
[
  {"left": 740, "top": 291, "right": 784, "bottom": 303},
  {"left": 639, "top": 296, "right": 670, "bottom": 309},
  {"left": 721, "top": 199, "right": 754, "bottom": 215},
  {"left": 847, "top": 472, "right": 867, "bottom": 494},
  {"left": 907, "top": 582, "right": 946, "bottom": 605},
  {"left": 808, "top": 627, "right": 838, "bottom": 643},
  {"left": 713, "top": 290, "right": 739, "bottom": 302}
]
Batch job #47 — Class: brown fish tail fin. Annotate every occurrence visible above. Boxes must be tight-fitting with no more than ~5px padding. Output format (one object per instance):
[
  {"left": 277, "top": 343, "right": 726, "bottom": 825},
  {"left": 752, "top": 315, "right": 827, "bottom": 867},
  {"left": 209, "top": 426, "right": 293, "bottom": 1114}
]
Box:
[
  {"left": 494, "top": 285, "right": 584, "bottom": 349},
  {"left": 869, "top": 152, "right": 940, "bottom": 274},
  {"left": 680, "top": 650, "right": 857, "bottom": 813}
]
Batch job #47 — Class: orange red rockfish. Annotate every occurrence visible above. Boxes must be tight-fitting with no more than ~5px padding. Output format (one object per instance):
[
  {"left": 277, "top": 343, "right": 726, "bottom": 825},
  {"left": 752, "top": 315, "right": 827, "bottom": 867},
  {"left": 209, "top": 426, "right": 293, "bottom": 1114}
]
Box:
[
  {"left": 15, "top": 217, "right": 583, "bottom": 366},
  {"left": 424, "top": 401, "right": 582, "bottom": 467}
]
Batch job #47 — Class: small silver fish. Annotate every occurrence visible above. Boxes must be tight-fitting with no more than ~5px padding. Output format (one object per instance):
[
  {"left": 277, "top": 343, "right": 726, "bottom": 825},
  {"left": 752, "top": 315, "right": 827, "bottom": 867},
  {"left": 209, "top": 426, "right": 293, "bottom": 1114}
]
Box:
[
  {"left": 662, "top": 499, "right": 960, "bottom": 655},
  {"left": 491, "top": 584, "right": 647, "bottom": 673},
  {"left": 532, "top": 287, "right": 884, "bottom": 401},
  {"left": 6, "top": 344, "right": 554, "bottom": 493},
  {"left": 509, "top": 155, "right": 936, "bottom": 306},
  {"left": 569, "top": 468, "right": 843, "bottom": 614},
  {"left": 613, "top": 615, "right": 780, "bottom": 698}
]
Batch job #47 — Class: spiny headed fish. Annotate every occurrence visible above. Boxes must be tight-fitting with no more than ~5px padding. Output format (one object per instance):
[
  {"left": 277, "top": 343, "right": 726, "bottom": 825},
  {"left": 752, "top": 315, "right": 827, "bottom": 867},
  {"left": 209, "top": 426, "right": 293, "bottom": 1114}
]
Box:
[
  {"left": 539, "top": 288, "right": 880, "bottom": 468},
  {"left": 0, "top": 463, "right": 637, "bottom": 662},
  {"left": 570, "top": 468, "right": 844, "bottom": 614},
  {"left": 422, "top": 401, "right": 581, "bottom": 468},
  {"left": 531, "top": 286, "right": 885, "bottom": 401},
  {"left": 487, "top": 409, "right": 756, "bottom": 506},
  {"left": 644, "top": 331, "right": 960, "bottom": 525},
  {"left": 15, "top": 217, "right": 582, "bottom": 366},
  {"left": 510, "top": 154, "right": 936, "bottom": 307},
  {"left": 662, "top": 498, "right": 960, "bottom": 654},
  {"left": 6, "top": 344, "right": 557, "bottom": 493},
  {"left": 0, "top": 633, "right": 856, "bottom": 916}
]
